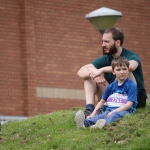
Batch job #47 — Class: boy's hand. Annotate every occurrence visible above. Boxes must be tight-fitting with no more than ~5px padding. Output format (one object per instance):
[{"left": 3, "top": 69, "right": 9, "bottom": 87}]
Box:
[
  {"left": 106, "top": 111, "right": 113, "bottom": 118},
  {"left": 86, "top": 113, "right": 95, "bottom": 119},
  {"left": 86, "top": 116, "right": 91, "bottom": 119}
]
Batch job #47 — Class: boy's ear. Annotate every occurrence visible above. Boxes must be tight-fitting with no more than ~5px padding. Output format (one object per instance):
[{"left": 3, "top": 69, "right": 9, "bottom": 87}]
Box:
[{"left": 112, "top": 70, "right": 115, "bottom": 75}]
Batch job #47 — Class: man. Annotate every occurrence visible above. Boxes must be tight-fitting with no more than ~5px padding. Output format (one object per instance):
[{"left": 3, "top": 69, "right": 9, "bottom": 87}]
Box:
[{"left": 77, "top": 27, "right": 147, "bottom": 118}]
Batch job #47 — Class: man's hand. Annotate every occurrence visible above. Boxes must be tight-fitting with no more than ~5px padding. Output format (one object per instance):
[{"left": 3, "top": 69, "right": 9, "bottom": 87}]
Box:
[
  {"left": 77, "top": 64, "right": 97, "bottom": 79},
  {"left": 93, "top": 76, "right": 107, "bottom": 86},
  {"left": 89, "top": 69, "right": 103, "bottom": 78},
  {"left": 89, "top": 69, "right": 106, "bottom": 86}
]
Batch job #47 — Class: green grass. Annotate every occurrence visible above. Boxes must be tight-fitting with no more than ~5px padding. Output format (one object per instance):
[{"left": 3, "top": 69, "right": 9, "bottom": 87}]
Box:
[{"left": 1, "top": 103, "right": 150, "bottom": 150}]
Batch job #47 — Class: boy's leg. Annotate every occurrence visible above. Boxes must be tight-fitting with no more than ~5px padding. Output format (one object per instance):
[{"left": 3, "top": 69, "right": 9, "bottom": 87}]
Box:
[
  {"left": 105, "top": 111, "right": 129, "bottom": 125},
  {"left": 84, "top": 111, "right": 109, "bottom": 127},
  {"left": 75, "top": 110, "right": 85, "bottom": 129},
  {"left": 90, "top": 119, "right": 106, "bottom": 129}
]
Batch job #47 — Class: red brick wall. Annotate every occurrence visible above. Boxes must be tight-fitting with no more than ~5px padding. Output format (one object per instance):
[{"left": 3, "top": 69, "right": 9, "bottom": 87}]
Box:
[
  {"left": 0, "top": 0, "right": 24, "bottom": 115},
  {"left": 0, "top": 0, "right": 150, "bottom": 116}
]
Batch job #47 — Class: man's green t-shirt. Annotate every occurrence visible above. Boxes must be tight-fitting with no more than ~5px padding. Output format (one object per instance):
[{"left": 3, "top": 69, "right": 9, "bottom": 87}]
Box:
[{"left": 91, "top": 48, "right": 147, "bottom": 98}]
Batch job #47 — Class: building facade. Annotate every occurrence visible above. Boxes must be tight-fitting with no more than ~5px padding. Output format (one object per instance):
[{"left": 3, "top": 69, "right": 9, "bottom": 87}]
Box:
[{"left": 0, "top": 0, "right": 150, "bottom": 116}]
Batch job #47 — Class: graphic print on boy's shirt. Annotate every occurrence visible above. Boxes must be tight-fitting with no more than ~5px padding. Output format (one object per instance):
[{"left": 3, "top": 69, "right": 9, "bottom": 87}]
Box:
[{"left": 107, "top": 92, "right": 128, "bottom": 107}]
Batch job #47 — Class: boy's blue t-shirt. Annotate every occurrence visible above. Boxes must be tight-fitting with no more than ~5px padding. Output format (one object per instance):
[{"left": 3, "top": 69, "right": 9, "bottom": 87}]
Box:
[{"left": 102, "top": 78, "right": 138, "bottom": 113}]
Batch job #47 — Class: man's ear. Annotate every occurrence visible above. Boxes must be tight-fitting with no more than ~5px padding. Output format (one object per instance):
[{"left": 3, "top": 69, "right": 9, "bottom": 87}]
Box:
[{"left": 115, "top": 40, "right": 121, "bottom": 46}]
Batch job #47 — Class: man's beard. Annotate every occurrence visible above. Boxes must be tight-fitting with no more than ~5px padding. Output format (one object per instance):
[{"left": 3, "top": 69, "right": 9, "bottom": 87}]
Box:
[{"left": 103, "top": 43, "right": 118, "bottom": 55}]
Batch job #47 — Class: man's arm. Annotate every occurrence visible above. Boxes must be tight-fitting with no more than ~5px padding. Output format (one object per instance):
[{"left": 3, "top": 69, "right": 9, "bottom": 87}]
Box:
[
  {"left": 90, "top": 60, "right": 138, "bottom": 78},
  {"left": 78, "top": 60, "right": 138, "bottom": 82},
  {"left": 89, "top": 60, "right": 138, "bottom": 84},
  {"left": 89, "top": 66, "right": 112, "bottom": 79},
  {"left": 129, "top": 60, "right": 138, "bottom": 72},
  {"left": 77, "top": 64, "right": 112, "bottom": 86},
  {"left": 128, "top": 60, "right": 138, "bottom": 85},
  {"left": 77, "top": 64, "right": 97, "bottom": 79}
]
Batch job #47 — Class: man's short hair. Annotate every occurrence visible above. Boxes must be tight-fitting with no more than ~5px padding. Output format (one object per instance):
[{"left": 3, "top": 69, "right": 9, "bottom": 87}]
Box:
[{"left": 104, "top": 27, "right": 124, "bottom": 46}]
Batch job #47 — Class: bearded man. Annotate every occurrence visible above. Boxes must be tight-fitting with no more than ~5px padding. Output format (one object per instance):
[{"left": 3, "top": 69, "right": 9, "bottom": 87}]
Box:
[{"left": 77, "top": 27, "right": 147, "bottom": 118}]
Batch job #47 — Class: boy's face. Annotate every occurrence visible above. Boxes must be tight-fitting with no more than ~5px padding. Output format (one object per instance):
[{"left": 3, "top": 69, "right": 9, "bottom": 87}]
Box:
[{"left": 112, "top": 65, "right": 129, "bottom": 81}]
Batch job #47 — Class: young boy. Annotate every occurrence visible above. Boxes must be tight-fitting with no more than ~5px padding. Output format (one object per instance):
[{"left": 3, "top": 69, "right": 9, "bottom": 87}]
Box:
[{"left": 75, "top": 56, "right": 138, "bottom": 129}]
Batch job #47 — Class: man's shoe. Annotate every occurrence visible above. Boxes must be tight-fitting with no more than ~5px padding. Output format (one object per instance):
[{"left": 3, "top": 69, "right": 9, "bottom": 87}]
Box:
[
  {"left": 84, "top": 109, "right": 92, "bottom": 118},
  {"left": 75, "top": 110, "right": 85, "bottom": 129},
  {"left": 96, "top": 105, "right": 108, "bottom": 115},
  {"left": 96, "top": 108, "right": 104, "bottom": 115},
  {"left": 90, "top": 119, "right": 106, "bottom": 129}
]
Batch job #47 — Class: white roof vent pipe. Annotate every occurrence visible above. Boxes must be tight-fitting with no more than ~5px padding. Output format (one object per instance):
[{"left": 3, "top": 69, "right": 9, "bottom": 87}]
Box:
[{"left": 85, "top": 7, "right": 122, "bottom": 34}]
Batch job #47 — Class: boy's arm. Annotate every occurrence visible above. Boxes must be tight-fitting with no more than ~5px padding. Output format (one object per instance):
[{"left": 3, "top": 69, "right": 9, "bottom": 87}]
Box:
[
  {"left": 87, "top": 99, "right": 106, "bottom": 119},
  {"left": 106, "top": 101, "right": 133, "bottom": 118}
]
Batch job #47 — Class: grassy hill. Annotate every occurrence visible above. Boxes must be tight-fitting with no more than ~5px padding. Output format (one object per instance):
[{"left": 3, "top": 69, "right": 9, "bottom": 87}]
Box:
[{"left": 1, "top": 102, "right": 150, "bottom": 150}]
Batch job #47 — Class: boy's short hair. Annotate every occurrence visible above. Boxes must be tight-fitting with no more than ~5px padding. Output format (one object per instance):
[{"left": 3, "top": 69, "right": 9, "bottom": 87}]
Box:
[{"left": 111, "top": 56, "right": 129, "bottom": 70}]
